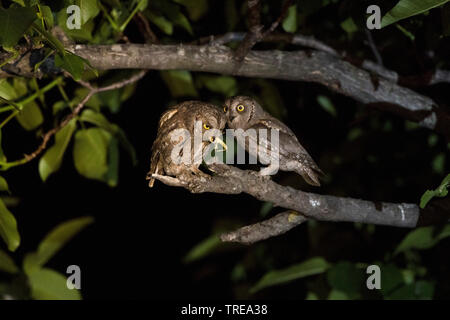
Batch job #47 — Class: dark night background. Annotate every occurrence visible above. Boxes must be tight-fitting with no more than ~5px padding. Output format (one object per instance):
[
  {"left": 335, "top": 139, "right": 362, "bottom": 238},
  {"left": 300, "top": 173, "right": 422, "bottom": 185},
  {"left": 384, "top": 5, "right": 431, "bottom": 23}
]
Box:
[{"left": 0, "top": 0, "right": 449, "bottom": 300}]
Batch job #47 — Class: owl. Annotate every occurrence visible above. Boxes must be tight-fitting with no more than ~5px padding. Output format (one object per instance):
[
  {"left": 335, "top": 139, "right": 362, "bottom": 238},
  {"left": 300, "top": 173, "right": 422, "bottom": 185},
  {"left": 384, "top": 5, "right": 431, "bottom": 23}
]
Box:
[
  {"left": 223, "top": 96, "right": 323, "bottom": 186},
  {"left": 147, "top": 101, "right": 227, "bottom": 187}
]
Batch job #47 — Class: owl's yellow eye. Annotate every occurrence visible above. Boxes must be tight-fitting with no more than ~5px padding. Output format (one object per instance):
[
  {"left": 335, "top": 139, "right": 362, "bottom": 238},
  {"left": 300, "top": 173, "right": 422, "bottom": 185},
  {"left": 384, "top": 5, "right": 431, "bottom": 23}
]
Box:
[
  {"left": 223, "top": 106, "right": 228, "bottom": 113},
  {"left": 210, "top": 136, "right": 215, "bottom": 142},
  {"left": 203, "top": 123, "right": 210, "bottom": 130},
  {"left": 236, "top": 104, "right": 245, "bottom": 112}
]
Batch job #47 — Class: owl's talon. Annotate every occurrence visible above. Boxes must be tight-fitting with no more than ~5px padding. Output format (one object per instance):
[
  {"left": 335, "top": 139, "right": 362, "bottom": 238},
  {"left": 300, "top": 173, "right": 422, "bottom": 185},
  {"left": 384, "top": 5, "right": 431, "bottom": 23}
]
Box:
[{"left": 151, "top": 174, "right": 185, "bottom": 187}]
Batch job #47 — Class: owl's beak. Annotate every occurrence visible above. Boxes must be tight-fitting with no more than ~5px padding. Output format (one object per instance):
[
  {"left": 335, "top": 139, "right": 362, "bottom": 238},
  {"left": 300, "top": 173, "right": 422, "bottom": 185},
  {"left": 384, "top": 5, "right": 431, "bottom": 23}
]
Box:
[{"left": 213, "top": 137, "right": 227, "bottom": 151}]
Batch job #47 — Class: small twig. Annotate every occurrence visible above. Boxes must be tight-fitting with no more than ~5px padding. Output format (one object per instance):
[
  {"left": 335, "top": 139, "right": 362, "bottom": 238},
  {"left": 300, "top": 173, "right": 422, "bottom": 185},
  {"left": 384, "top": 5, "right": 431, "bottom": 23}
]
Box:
[
  {"left": 262, "top": 0, "right": 293, "bottom": 36},
  {"left": 134, "top": 12, "right": 159, "bottom": 44},
  {"left": 220, "top": 210, "right": 308, "bottom": 244},
  {"left": 234, "top": 0, "right": 293, "bottom": 62},
  {"left": 365, "top": 29, "right": 383, "bottom": 66}
]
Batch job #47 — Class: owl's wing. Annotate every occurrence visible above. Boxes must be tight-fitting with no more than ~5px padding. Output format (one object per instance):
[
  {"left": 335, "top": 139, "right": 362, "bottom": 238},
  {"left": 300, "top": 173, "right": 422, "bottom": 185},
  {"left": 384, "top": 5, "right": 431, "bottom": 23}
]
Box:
[
  {"left": 147, "top": 136, "right": 163, "bottom": 187},
  {"left": 250, "top": 120, "right": 323, "bottom": 185},
  {"left": 157, "top": 108, "right": 180, "bottom": 131}
]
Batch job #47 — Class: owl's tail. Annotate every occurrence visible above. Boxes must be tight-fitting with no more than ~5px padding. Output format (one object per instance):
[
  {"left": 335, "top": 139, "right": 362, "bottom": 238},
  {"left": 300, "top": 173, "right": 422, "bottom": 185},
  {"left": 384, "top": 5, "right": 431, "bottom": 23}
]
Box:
[
  {"left": 296, "top": 165, "right": 323, "bottom": 187},
  {"left": 146, "top": 171, "right": 155, "bottom": 188}
]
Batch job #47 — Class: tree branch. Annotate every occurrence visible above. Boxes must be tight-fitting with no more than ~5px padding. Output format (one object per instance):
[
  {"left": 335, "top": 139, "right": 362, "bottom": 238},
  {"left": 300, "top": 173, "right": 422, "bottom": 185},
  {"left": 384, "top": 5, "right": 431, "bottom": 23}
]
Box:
[
  {"left": 64, "top": 43, "right": 449, "bottom": 138},
  {"left": 150, "top": 164, "right": 420, "bottom": 230},
  {"left": 220, "top": 210, "right": 308, "bottom": 244},
  {"left": 2, "top": 41, "right": 449, "bottom": 137}
]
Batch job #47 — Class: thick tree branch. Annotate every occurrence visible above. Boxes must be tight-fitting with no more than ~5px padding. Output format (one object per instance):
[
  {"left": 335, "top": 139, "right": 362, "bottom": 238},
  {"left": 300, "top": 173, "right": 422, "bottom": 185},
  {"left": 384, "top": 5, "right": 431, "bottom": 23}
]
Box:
[
  {"left": 152, "top": 164, "right": 450, "bottom": 244},
  {"left": 65, "top": 43, "right": 449, "bottom": 137},
  {"left": 2, "top": 42, "right": 449, "bottom": 137},
  {"left": 151, "top": 164, "right": 420, "bottom": 229}
]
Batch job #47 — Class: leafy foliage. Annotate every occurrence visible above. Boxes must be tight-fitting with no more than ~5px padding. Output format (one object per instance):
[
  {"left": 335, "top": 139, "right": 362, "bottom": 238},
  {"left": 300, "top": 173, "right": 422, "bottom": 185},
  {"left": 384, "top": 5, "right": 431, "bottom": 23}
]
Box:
[
  {"left": 420, "top": 173, "right": 450, "bottom": 208},
  {"left": 250, "top": 257, "right": 330, "bottom": 293},
  {"left": 381, "top": 0, "right": 450, "bottom": 28},
  {"left": 0, "top": 0, "right": 448, "bottom": 300}
]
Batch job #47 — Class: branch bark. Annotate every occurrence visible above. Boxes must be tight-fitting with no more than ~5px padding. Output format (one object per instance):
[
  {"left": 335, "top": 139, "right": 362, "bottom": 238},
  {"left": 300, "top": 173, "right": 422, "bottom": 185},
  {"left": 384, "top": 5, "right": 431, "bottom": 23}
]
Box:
[
  {"left": 151, "top": 164, "right": 420, "bottom": 229},
  {"left": 65, "top": 43, "right": 449, "bottom": 138},
  {"left": 2, "top": 42, "right": 449, "bottom": 137},
  {"left": 220, "top": 210, "right": 308, "bottom": 244}
]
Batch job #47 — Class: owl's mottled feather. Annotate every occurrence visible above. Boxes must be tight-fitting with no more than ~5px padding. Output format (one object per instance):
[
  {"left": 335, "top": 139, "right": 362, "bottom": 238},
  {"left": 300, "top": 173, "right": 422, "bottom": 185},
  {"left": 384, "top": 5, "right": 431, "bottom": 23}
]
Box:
[
  {"left": 224, "top": 96, "right": 323, "bottom": 186},
  {"left": 147, "top": 101, "right": 226, "bottom": 187}
]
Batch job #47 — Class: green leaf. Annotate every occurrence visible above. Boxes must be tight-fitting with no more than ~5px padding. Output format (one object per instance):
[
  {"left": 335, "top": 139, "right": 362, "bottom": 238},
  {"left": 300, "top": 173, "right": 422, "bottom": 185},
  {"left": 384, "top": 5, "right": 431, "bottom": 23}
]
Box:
[
  {"left": 0, "top": 79, "right": 18, "bottom": 100},
  {"left": 56, "top": 9, "right": 94, "bottom": 42},
  {"left": 0, "top": 198, "right": 20, "bottom": 252},
  {"left": 105, "top": 136, "right": 119, "bottom": 187},
  {"left": 174, "top": 0, "right": 208, "bottom": 21},
  {"left": 0, "top": 249, "right": 19, "bottom": 274},
  {"left": 432, "top": 153, "right": 445, "bottom": 175},
  {"left": 282, "top": 5, "right": 297, "bottom": 33},
  {"left": 327, "top": 262, "right": 364, "bottom": 298},
  {"left": 380, "top": 264, "right": 404, "bottom": 297},
  {"left": 39, "top": 119, "right": 77, "bottom": 182},
  {"left": 250, "top": 257, "right": 330, "bottom": 293},
  {"left": 196, "top": 75, "right": 237, "bottom": 97},
  {"left": 0, "top": 6, "right": 36, "bottom": 48},
  {"left": 55, "top": 52, "right": 86, "bottom": 81},
  {"left": 385, "top": 283, "right": 415, "bottom": 300},
  {"left": 317, "top": 95, "right": 337, "bottom": 117},
  {"left": 327, "top": 289, "right": 349, "bottom": 300},
  {"left": 145, "top": 10, "right": 173, "bottom": 35},
  {"left": 305, "top": 291, "right": 319, "bottom": 300},
  {"left": 0, "top": 176, "right": 10, "bottom": 193},
  {"left": 79, "top": 109, "right": 137, "bottom": 165},
  {"left": 73, "top": 128, "right": 111, "bottom": 182},
  {"left": 420, "top": 173, "right": 450, "bottom": 208},
  {"left": 97, "top": 89, "right": 121, "bottom": 113},
  {"left": 340, "top": 17, "right": 358, "bottom": 34},
  {"left": 381, "top": 0, "right": 450, "bottom": 28},
  {"left": 160, "top": 70, "right": 198, "bottom": 97},
  {"left": 13, "top": 78, "right": 28, "bottom": 97},
  {"left": 39, "top": 5, "right": 54, "bottom": 29},
  {"left": 183, "top": 234, "right": 222, "bottom": 263},
  {"left": 23, "top": 217, "right": 94, "bottom": 275},
  {"left": 394, "top": 224, "right": 450, "bottom": 255},
  {"left": 159, "top": 1, "right": 193, "bottom": 35},
  {"left": 76, "top": 0, "right": 100, "bottom": 24},
  {"left": 16, "top": 101, "right": 43, "bottom": 131},
  {"left": 413, "top": 280, "right": 434, "bottom": 299},
  {"left": 74, "top": 88, "right": 101, "bottom": 110},
  {"left": 386, "top": 281, "right": 434, "bottom": 300},
  {"left": 28, "top": 268, "right": 81, "bottom": 300}
]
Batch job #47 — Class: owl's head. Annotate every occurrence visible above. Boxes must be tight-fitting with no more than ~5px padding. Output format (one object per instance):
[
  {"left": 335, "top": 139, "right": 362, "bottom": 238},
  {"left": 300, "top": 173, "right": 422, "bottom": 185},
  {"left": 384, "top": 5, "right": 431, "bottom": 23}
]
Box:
[
  {"left": 186, "top": 103, "right": 227, "bottom": 148},
  {"left": 223, "top": 96, "right": 263, "bottom": 129},
  {"left": 192, "top": 104, "right": 226, "bottom": 131}
]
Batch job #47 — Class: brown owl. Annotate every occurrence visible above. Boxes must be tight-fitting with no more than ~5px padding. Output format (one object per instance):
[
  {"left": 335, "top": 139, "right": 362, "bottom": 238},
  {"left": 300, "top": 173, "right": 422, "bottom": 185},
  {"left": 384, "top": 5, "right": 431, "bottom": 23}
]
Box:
[
  {"left": 147, "top": 101, "right": 227, "bottom": 187},
  {"left": 223, "top": 96, "right": 323, "bottom": 186}
]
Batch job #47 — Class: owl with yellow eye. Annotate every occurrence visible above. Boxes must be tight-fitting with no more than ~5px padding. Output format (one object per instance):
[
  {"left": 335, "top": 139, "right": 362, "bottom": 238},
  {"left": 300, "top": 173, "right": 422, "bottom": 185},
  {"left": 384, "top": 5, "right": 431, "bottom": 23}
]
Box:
[
  {"left": 224, "top": 96, "right": 323, "bottom": 186},
  {"left": 147, "top": 101, "right": 227, "bottom": 187}
]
